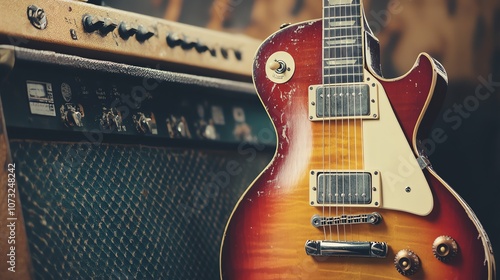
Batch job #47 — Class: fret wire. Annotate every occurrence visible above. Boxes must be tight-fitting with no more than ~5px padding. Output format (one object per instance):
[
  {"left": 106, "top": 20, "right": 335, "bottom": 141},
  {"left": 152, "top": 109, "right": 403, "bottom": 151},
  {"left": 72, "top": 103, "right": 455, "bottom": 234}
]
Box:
[
  {"left": 323, "top": 45, "right": 362, "bottom": 50},
  {"left": 324, "top": 56, "right": 363, "bottom": 60},
  {"left": 323, "top": 15, "right": 361, "bottom": 20},
  {"left": 322, "top": 35, "right": 362, "bottom": 40},
  {"left": 324, "top": 26, "right": 362, "bottom": 31},
  {"left": 325, "top": 3, "right": 361, "bottom": 8},
  {"left": 324, "top": 66, "right": 364, "bottom": 71}
]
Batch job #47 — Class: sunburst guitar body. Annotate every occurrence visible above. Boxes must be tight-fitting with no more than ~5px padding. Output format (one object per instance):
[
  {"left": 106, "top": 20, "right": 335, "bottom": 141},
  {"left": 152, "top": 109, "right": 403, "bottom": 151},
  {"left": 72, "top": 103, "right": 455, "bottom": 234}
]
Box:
[{"left": 220, "top": 1, "right": 496, "bottom": 279}]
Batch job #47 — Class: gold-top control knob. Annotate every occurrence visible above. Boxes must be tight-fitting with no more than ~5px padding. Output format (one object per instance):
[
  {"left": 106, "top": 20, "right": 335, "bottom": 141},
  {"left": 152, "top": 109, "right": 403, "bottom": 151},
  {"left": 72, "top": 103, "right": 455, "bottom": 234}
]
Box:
[
  {"left": 433, "top": 235, "right": 459, "bottom": 262},
  {"left": 394, "top": 249, "right": 420, "bottom": 276}
]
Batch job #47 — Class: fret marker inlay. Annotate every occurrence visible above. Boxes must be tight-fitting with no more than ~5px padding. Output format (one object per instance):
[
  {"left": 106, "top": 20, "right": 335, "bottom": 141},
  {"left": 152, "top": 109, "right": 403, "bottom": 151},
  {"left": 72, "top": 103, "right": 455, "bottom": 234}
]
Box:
[
  {"left": 329, "top": 20, "right": 356, "bottom": 27},
  {"left": 328, "top": 0, "right": 354, "bottom": 6},
  {"left": 327, "top": 39, "right": 357, "bottom": 46},
  {"left": 327, "top": 59, "right": 357, "bottom": 66}
]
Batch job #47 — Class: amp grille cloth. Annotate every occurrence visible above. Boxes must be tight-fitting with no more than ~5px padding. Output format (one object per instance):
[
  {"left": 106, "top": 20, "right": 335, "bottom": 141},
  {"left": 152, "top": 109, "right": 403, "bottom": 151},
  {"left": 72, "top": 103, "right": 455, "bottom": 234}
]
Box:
[{"left": 10, "top": 140, "right": 271, "bottom": 280}]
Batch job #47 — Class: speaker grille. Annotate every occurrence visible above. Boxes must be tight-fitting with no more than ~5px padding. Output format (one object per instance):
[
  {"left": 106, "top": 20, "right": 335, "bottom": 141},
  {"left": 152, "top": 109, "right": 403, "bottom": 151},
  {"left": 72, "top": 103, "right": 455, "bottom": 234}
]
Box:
[{"left": 11, "top": 140, "right": 271, "bottom": 279}]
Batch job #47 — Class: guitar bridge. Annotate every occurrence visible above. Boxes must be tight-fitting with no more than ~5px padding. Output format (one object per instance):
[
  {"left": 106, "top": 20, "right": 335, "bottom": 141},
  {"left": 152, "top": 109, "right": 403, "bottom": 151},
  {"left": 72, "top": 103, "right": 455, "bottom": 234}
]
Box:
[
  {"left": 305, "top": 240, "right": 388, "bottom": 258},
  {"left": 311, "top": 212, "right": 382, "bottom": 227}
]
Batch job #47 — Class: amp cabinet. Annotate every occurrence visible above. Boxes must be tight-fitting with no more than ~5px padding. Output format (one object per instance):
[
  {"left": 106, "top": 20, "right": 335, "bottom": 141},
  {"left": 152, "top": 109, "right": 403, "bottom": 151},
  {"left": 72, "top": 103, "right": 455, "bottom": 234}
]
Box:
[{"left": 0, "top": 45, "right": 275, "bottom": 279}]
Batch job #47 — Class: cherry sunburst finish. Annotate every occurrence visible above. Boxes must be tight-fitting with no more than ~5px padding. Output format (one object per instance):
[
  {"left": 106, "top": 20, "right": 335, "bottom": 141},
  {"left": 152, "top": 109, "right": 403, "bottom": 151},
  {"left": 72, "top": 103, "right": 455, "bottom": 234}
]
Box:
[{"left": 220, "top": 1, "right": 496, "bottom": 279}]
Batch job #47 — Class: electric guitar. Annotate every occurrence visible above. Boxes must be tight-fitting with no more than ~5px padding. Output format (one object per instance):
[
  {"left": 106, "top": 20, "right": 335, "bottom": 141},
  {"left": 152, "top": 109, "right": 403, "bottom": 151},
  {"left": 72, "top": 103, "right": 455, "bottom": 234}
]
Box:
[{"left": 220, "top": 0, "right": 496, "bottom": 279}]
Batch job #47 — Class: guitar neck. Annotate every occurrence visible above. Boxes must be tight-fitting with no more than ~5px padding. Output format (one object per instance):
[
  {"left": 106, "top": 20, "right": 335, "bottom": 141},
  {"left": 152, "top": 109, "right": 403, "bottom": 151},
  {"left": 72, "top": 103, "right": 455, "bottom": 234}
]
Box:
[{"left": 323, "top": 0, "right": 365, "bottom": 84}]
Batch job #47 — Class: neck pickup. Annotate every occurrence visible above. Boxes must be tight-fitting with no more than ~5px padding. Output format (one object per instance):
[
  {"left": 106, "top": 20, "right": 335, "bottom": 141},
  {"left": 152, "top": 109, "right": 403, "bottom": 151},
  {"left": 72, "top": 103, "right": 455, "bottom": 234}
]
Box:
[{"left": 308, "top": 82, "right": 379, "bottom": 121}]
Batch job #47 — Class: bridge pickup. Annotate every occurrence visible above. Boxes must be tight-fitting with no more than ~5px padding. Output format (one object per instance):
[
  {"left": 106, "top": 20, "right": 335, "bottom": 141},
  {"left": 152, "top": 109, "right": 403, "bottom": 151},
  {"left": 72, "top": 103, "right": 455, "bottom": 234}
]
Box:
[
  {"left": 309, "top": 170, "right": 381, "bottom": 207},
  {"left": 308, "top": 82, "right": 379, "bottom": 121},
  {"left": 311, "top": 212, "right": 382, "bottom": 227},
  {"left": 305, "top": 240, "right": 387, "bottom": 258}
]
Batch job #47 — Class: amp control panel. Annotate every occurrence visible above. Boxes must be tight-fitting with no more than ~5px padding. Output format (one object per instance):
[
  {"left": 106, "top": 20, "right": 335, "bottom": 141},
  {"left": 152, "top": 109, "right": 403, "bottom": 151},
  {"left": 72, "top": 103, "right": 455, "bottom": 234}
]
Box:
[
  {"left": 0, "top": 46, "right": 275, "bottom": 147},
  {"left": 0, "top": 0, "right": 261, "bottom": 80}
]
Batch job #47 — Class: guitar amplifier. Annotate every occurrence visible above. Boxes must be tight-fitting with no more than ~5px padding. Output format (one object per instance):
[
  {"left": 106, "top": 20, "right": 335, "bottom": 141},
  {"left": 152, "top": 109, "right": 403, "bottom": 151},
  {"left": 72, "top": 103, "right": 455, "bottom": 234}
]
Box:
[
  {"left": 0, "top": 45, "right": 275, "bottom": 279},
  {"left": 0, "top": 0, "right": 261, "bottom": 81}
]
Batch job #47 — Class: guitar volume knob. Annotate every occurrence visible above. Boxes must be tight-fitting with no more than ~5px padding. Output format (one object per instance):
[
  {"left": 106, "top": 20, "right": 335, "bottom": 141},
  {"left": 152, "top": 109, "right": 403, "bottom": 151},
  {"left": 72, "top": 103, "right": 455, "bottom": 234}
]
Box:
[
  {"left": 394, "top": 249, "right": 420, "bottom": 276},
  {"left": 432, "top": 235, "right": 458, "bottom": 262}
]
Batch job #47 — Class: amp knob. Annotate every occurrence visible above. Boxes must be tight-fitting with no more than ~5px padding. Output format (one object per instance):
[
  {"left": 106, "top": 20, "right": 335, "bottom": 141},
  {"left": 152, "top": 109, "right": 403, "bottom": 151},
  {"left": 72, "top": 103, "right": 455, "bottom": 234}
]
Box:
[
  {"left": 136, "top": 26, "right": 155, "bottom": 42},
  {"left": 394, "top": 249, "right": 420, "bottom": 276},
  {"left": 83, "top": 15, "right": 104, "bottom": 33},
  {"left": 60, "top": 104, "right": 84, "bottom": 127},
  {"left": 432, "top": 235, "right": 458, "bottom": 262},
  {"left": 133, "top": 112, "right": 157, "bottom": 135},
  {"left": 99, "top": 18, "right": 117, "bottom": 35},
  {"left": 118, "top": 22, "right": 137, "bottom": 39},
  {"left": 166, "top": 32, "right": 183, "bottom": 47}
]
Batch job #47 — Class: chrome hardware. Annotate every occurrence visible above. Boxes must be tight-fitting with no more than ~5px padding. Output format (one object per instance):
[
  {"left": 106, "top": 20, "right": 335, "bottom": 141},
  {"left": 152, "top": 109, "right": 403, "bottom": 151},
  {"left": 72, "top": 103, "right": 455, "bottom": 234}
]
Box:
[
  {"left": 309, "top": 170, "right": 381, "bottom": 208},
  {"left": 432, "top": 235, "right": 458, "bottom": 262},
  {"left": 265, "top": 51, "right": 295, "bottom": 84},
  {"left": 311, "top": 212, "right": 382, "bottom": 228},
  {"left": 196, "top": 119, "right": 217, "bottom": 140},
  {"left": 417, "top": 155, "right": 431, "bottom": 169},
  {"left": 100, "top": 107, "right": 125, "bottom": 132},
  {"left": 166, "top": 115, "right": 191, "bottom": 139},
  {"left": 394, "top": 249, "right": 420, "bottom": 276},
  {"left": 133, "top": 112, "right": 157, "bottom": 135},
  {"left": 305, "top": 240, "right": 387, "bottom": 258},
  {"left": 27, "top": 5, "right": 47, "bottom": 30},
  {"left": 308, "top": 82, "right": 380, "bottom": 121},
  {"left": 60, "top": 104, "right": 84, "bottom": 127}
]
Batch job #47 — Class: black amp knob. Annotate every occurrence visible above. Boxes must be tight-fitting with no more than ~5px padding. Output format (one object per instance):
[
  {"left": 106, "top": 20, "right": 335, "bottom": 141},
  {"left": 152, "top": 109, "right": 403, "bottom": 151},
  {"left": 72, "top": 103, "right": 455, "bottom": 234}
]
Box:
[
  {"left": 136, "top": 26, "right": 155, "bottom": 42},
  {"left": 99, "top": 18, "right": 117, "bottom": 35},
  {"left": 166, "top": 32, "right": 183, "bottom": 47},
  {"left": 82, "top": 15, "right": 104, "bottom": 33},
  {"left": 118, "top": 22, "right": 138, "bottom": 39}
]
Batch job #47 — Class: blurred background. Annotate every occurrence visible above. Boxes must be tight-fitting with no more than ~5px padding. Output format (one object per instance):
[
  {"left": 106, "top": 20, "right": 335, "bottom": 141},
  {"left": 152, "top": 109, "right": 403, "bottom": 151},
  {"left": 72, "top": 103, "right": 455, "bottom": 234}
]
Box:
[{"left": 105, "top": 0, "right": 500, "bottom": 260}]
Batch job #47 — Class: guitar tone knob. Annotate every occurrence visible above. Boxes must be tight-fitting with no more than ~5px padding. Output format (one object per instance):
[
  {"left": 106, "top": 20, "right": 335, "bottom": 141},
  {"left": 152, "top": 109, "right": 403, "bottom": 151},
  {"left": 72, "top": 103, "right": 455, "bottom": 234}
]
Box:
[
  {"left": 432, "top": 235, "right": 458, "bottom": 262},
  {"left": 394, "top": 249, "right": 420, "bottom": 276}
]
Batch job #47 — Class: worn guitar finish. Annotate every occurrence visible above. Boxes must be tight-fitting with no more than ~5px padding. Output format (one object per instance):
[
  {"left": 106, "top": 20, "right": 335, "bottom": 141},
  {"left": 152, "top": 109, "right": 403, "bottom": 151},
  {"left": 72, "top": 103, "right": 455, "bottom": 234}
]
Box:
[{"left": 221, "top": 2, "right": 496, "bottom": 279}]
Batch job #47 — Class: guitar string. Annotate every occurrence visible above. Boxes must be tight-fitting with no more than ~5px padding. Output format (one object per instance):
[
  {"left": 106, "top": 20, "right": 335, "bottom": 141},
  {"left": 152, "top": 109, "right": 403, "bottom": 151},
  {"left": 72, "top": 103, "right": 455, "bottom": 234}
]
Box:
[
  {"left": 360, "top": 2, "right": 367, "bottom": 237},
  {"left": 331, "top": 0, "right": 340, "bottom": 242},
  {"left": 326, "top": 0, "right": 332, "bottom": 241},
  {"left": 350, "top": 0, "right": 358, "bottom": 241},
  {"left": 322, "top": 0, "right": 328, "bottom": 241},
  {"left": 330, "top": 0, "right": 336, "bottom": 242},
  {"left": 344, "top": 0, "right": 350, "bottom": 242},
  {"left": 361, "top": 1, "right": 368, "bottom": 238}
]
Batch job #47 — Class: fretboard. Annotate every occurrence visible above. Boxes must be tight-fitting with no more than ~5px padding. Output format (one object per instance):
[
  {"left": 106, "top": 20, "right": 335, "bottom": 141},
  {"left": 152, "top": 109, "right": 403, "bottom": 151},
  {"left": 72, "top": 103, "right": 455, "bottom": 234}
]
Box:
[{"left": 323, "top": 0, "right": 364, "bottom": 85}]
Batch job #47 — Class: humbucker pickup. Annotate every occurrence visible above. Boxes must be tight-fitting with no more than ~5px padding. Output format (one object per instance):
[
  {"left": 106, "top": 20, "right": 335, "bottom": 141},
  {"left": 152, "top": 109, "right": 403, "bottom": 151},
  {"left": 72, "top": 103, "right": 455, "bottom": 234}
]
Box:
[
  {"left": 309, "top": 170, "right": 381, "bottom": 207},
  {"left": 308, "top": 81, "right": 379, "bottom": 121}
]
